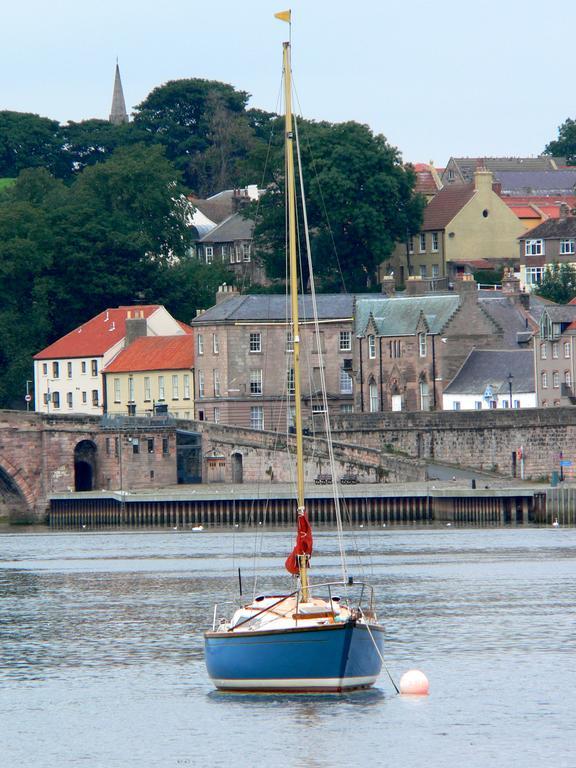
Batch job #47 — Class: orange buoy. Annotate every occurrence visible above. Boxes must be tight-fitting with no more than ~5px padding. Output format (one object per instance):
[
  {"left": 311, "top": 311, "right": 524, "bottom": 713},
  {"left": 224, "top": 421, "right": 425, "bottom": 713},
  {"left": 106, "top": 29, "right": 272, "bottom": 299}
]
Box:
[{"left": 399, "top": 669, "right": 429, "bottom": 695}]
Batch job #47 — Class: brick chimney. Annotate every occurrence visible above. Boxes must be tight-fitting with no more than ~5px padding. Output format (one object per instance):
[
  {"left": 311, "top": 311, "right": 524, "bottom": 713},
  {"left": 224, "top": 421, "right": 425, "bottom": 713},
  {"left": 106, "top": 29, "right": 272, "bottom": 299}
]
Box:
[
  {"left": 452, "top": 274, "right": 478, "bottom": 304},
  {"left": 216, "top": 283, "right": 240, "bottom": 304},
  {"left": 380, "top": 275, "right": 395, "bottom": 296},
  {"left": 125, "top": 309, "right": 147, "bottom": 346}
]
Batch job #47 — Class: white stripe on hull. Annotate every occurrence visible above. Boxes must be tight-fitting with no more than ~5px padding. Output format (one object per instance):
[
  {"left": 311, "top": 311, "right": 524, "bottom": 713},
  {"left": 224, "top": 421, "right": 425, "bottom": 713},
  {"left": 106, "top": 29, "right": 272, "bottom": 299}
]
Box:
[{"left": 211, "top": 674, "right": 378, "bottom": 691}]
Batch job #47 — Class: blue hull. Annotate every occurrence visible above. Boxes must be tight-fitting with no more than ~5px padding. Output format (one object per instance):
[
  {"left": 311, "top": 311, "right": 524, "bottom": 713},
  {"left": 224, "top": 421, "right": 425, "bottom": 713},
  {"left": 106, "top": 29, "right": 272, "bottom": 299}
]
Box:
[{"left": 204, "top": 621, "right": 384, "bottom": 692}]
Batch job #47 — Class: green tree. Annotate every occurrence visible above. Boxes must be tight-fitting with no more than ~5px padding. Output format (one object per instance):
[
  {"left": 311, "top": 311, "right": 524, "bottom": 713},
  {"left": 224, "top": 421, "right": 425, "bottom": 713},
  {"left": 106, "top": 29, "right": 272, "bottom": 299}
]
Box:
[
  {"left": 58, "top": 119, "right": 138, "bottom": 178},
  {"left": 253, "top": 120, "right": 424, "bottom": 291},
  {"left": 536, "top": 263, "right": 576, "bottom": 303},
  {"left": 0, "top": 111, "right": 63, "bottom": 178},
  {"left": 544, "top": 117, "right": 576, "bottom": 165}
]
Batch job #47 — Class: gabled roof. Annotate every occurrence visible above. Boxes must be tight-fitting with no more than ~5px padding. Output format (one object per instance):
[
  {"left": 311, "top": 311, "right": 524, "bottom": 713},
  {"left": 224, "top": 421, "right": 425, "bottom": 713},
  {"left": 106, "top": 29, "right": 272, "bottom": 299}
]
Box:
[
  {"left": 518, "top": 217, "right": 576, "bottom": 240},
  {"left": 444, "top": 349, "right": 535, "bottom": 395},
  {"left": 34, "top": 306, "right": 161, "bottom": 360},
  {"left": 355, "top": 295, "right": 460, "bottom": 336},
  {"left": 103, "top": 335, "right": 194, "bottom": 373},
  {"left": 412, "top": 163, "right": 442, "bottom": 196},
  {"left": 193, "top": 294, "right": 367, "bottom": 324},
  {"left": 542, "top": 305, "right": 576, "bottom": 323},
  {"left": 421, "top": 183, "right": 476, "bottom": 230},
  {"left": 496, "top": 170, "right": 576, "bottom": 195},
  {"left": 199, "top": 212, "right": 254, "bottom": 243},
  {"left": 446, "top": 157, "right": 565, "bottom": 183}
]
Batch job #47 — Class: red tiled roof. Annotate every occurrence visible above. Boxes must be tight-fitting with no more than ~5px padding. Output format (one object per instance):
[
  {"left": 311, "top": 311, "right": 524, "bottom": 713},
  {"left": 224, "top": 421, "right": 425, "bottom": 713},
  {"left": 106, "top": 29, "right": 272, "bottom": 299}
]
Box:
[
  {"left": 507, "top": 204, "right": 541, "bottom": 219},
  {"left": 34, "top": 306, "right": 161, "bottom": 360},
  {"left": 177, "top": 320, "right": 194, "bottom": 335},
  {"left": 103, "top": 335, "right": 194, "bottom": 373},
  {"left": 422, "top": 183, "right": 476, "bottom": 230}
]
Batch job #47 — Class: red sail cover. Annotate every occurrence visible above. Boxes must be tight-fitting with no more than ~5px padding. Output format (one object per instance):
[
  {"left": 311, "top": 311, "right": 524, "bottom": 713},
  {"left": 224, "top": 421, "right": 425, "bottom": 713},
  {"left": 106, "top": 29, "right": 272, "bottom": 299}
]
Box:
[{"left": 285, "top": 512, "right": 313, "bottom": 575}]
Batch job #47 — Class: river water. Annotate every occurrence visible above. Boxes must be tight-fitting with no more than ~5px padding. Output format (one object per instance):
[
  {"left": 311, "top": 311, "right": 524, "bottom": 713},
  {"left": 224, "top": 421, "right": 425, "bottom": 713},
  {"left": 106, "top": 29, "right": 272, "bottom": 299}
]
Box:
[{"left": 0, "top": 526, "right": 574, "bottom": 768}]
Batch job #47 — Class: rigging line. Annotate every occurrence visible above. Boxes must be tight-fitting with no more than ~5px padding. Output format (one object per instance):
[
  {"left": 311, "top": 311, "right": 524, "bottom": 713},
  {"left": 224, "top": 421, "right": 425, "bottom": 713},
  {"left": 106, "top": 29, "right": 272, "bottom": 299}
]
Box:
[
  {"left": 291, "top": 79, "right": 348, "bottom": 294},
  {"left": 294, "top": 112, "right": 348, "bottom": 586},
  {"left": 365, "top": 622, "right": 399, "bottom": 695}
]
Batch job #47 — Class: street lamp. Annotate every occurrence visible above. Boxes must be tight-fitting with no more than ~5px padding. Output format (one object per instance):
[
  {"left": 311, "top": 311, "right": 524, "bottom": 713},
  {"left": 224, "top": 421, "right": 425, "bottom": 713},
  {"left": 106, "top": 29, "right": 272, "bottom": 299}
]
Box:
[{"left": 507, "top": 372, "right": 514, "bottom": 409}]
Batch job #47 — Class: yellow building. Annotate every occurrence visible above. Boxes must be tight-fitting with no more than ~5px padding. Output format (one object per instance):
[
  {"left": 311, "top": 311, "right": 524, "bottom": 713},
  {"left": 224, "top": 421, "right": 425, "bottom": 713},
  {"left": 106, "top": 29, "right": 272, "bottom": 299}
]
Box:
[
  {"left": 388, "top": 168, "right": 526, "bottom": 284},
  {"left": 103, "top": 335, "right": 194, "bottom": 419}
]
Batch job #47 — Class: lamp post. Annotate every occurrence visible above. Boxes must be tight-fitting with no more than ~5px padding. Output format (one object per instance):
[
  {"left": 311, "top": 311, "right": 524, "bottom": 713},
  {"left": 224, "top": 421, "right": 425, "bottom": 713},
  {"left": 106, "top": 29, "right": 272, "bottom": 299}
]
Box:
[{"left": 507, "top": 372, "right": 514, "bottom": 409}]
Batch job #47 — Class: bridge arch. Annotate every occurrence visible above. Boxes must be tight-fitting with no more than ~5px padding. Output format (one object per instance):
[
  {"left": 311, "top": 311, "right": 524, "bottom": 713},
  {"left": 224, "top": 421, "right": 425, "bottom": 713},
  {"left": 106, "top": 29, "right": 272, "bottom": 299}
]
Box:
[
  {"left": 74, "top": 440, "right": 98, "bottom": 492},
  {"left": 0, "top": 457, "right": 35, "bottom": 522}
]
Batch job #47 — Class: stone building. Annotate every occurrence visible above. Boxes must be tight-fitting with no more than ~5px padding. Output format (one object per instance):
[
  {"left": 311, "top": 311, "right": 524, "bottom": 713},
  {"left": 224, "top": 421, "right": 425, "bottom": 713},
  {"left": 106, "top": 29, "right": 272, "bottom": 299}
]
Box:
[
  {"left": 518, "top": 213, "right": 576, "bottom": 291},
  {"left": 534, "top": 303, "right": 576, "bottom": 407},
  {"left": 190, "top": 289, "right": 360, "bottom": 429}
]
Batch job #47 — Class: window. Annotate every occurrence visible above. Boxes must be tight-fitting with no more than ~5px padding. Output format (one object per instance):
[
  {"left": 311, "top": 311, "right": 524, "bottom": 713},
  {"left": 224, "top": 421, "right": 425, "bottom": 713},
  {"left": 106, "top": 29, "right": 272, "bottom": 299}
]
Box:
[
  {"left": 235, "top": 245, "right": 242, "bottom": 263},
  {"left": 419, "top": 233, "right": 426, "bottom": 253},
  {"left": 67, "top": 362, "right": 73, "bottom": 378},
  {"left": 489, "top": 400, "right": 497, "bottom": 409},
  {"left": 369, "top": 382, "right": 378, "bottom": 412},
  {"left": 525, "top": 239, "right": 543, "bottom": 256},
  {"left": 91, "top": 359, "right": 98, "bottom": 376},
  {"left": 242, "top": 243, "right": 251, "bottom": 262},
  {"left": 81, "top": 361, "right": 87, "bottom": 374},
  {"left": 447, "top": 168, "right": 455, "bottom": 181},
  {"left": 213, "top": 333, "right": 219, "bottom": 354},
  {"left": 419, "top": 265, "right": 427, "bottom": 278},
  {"left": 205, "top": 246, "right": 214, "bottom": 264},
  {"left": 432, "top": 264, "right": 440, "bottom": 278},
  {"left": 42, "top": 363, "right": 48, "bottom": 375},
  {"left": 311, "top": 404, "right": 326, "bottom": 414},
  {"left": 144, "top": 376, "right": 151, "bottom": 401},
  {"left": 198, "top": 371, "right": 205, "bottom": 398},
  {"left": 540, "top": 343, "right": 547, "bottom": 360},
  {"left": 560, "top": 239, "right": 575, "bottom": 255},
  {"left": 553, "top": 371, "right": 560, "bottom": 388},
  {"left": 408, "top": 236, "right": 414, "bottom": 254},
  {"left": 52, "top": 391, "right": 60, "bottom": 408},
  {"left": 419, "top": 381, "right": 430, "bottom": 411},
  {"left": 502, "top": 400, "right": 510, "bottom": 408},
  {"left": 340, "top": 368, "right": 353, "bottom": 394},
  {"left": 183, "top": 374, "right": 190, "bottom": 399},
  {"left": 287, "top": 368, "right": 295, "bottom": 393},
  {"left": 475, "top": 401, "right": 482, "bottom": 410},
  {"left": 162, "top": 437, "right": 169, "bottom": 455},
  {"left": 542, "top": 372, "right": 548, "bottom": 389},
  {"left": 250, "top": 369, "right": 263, "bottom": 395},
  {"left": 197, "top": 334, "right": 204, "bottom": 355},
  {"left": 158, "top": 375, "right": 165, "bottom": 400},
  {"left": 286, "top": 330, "right": 294, "bottom": 352},
  {"left": 106, "top": 437, "right": 111, "bottom": 455},
  {"left": 52, "top": 362, "right": 59, "bottom": 378},
  {"left": 213, "top": 370, "right": 221, "bottom": 397},
  {"left": 147, "top": 438, "right": 155, "bottom": 454},
  {"left": 82, "top": 391, "right": 87, "bottom": 404},
  {"left": 564, "top": 342, "right": 571, "bottom": 359},
  {"left": 249, "top": 332, "right": 262, "bottom": 352},
  {"left": 419, "top": 332, "right": 427, "bottom": 357},
  {"left": 128, "top": 377, "right": 135, "bottom": 402},
  {"left": 431, "top": 232, "right": 439, "bottom": 252},
  {"left": 132, "top": 439, "right": 139, "bottom": 455},
  {"left": 525, "top": 267, "right": 545, "bottom": 286},
  {"left": 368, "top": 335, "right": 376, "bottom": 359},
  {"left": 214, "top": 407, "right": 220, "bottom": 423},
  {"left": 339, "top": 331, "right": 351, "bottom": 351},
  {"left": 389, "top": 340, "right": 401, "bottom": 358},
  {"left": 452, "top": 401, "right": 461, "bottom": 411},
  {"left": 250, "top": 406, "right": 264, "bottom": 430},
  {"left": 220, "top": 245, "right": 227, "bottom": 260},
  {"left": 66, "top": 392, "right": 73, "bottom": 409},
  {"left": 565, "top": 371, "right": 572, "bottom": 387},
  {"left": 91, "top": 390, "right": 99, "bottom": 406},
  {"left": 341, "top": 404, "right": 353, "bottom": 413},
  {"left": 114, "top": 378, "right": 121, "bottom": 403},
  {"left": 514, "top": 400, "right": 520, "bottom": 409},
  {"left": 172, "top": 375, "right": 179, "bottom": 399},
  {"left": 229, "top": 248, "right": 235, "bottom": 264},
  {"left": 553, "top": 343, "right": 559, "bottom": 359}
]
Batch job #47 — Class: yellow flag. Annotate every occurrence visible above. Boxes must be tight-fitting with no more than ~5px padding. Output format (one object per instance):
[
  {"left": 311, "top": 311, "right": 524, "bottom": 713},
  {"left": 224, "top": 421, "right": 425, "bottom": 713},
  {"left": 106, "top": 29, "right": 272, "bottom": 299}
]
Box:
[{"left": 274, "top": 10, "right": 291, "bottom": 23}]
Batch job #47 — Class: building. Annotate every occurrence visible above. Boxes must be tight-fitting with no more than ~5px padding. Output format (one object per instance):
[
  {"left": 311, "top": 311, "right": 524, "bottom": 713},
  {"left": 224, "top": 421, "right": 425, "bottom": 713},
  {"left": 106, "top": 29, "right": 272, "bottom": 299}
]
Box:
[
  {"left": 354, "top": 277, "right": 535, "bottom": 412},
  {"left": 102, "top": 335, "right": 194, "bottom": 418},
  {"left": 191, "top": 289, "right": 360, "bottom": 429},
  {"left": 518, "top": 213, "right": 576, "bottom": 290},
  {"left": 534, "top": 304, "right": 576, "bottom": 407},
  {"left": 442, "top": 349, "right": 536, "bottom": 411},
  {"left": 109, "top": 62, "right": 129, "bottom": 125},
  {"left": 441, "top": 156, "right": 566, "bottom": 186},
  {"left": 196, "top": 213, "right": 267, "bottom": 285},
  {"left": 386, "top": 168, "right": 525, "bottom": 285},
  {"left": 33, "top": 306, "right": 187, "bottom": 416}
]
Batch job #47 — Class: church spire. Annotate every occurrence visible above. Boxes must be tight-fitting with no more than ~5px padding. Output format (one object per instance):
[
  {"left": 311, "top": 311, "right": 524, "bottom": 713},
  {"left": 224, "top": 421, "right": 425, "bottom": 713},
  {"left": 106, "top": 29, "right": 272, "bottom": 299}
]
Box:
[{"left": 109, "top": 61, "right": 129, "bottom": 125}]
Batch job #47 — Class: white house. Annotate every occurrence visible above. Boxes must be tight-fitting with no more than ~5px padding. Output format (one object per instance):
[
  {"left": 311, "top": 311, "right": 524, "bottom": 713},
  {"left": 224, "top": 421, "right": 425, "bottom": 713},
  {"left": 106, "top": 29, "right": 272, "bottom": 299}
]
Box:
[
  {"left": 33, "top": 305, "right": 188, "bottom": 415},
  {"left": 442, "top": 349, "right": 536, "bottom": 411}
]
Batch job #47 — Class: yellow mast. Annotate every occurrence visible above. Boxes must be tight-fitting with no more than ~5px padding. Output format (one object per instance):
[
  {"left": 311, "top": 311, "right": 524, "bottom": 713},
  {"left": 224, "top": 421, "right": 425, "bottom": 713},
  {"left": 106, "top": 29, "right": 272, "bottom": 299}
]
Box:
[{"left": 282, "top": 38, "right": 309, "bottom": 601}]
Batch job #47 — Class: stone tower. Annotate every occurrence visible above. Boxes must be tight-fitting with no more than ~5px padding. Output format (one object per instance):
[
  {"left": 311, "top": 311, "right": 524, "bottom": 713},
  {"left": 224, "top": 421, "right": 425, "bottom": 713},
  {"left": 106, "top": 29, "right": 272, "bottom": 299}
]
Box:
[{"left": 109, "top": 62, "right": 129, "bottom": 125}]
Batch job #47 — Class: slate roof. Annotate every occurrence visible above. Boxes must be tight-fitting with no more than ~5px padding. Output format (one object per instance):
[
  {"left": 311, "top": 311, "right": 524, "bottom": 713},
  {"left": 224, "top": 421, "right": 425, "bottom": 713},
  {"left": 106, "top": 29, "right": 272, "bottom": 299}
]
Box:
[
  {"left": 199, "top": 213, "right": 254, "bottom": 243},
  {"left": 355, "top": 295, "right": 460, "bottom": 336},
  {"left": 496, "top": 170, "right": 576, "bottom": 195},
  {"left": 447, "top": 157, "right": 565, "bottom": 183},
  {"left": 193, "top": 294, "right": 364, "bottom": 324},
  {"left": 518, "top": 217, "right": 576, "bottom": 240},
  {"left": 542, "top": 305, "right": 576, "bottom": 323},
  {"left": 421, "top": 184, "right": 476, "bottom": 230},
  {"left": 34, "top": 306, "right": 161, "bottom": 360},
  {"left": 444, "top": 349, "right": 535, "bottom": 395},
  {"left": 478, "top": 296, "right": 534, "bottom": 348},
  {"left": 103, "top": 335, "right": 194, "bottom": 373}
]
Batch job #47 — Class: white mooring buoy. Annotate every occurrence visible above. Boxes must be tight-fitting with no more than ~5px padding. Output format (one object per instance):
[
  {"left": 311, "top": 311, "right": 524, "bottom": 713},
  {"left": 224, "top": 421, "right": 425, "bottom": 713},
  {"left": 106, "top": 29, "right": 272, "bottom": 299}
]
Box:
[{"left": 399, "top": 669, "right": 430, "bottom": 695}]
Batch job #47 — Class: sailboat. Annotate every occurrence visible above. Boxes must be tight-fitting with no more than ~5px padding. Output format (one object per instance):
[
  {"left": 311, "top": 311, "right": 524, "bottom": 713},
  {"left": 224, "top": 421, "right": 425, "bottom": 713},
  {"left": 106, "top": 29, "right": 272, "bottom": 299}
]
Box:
[{"left": 204, "top": 12, "right": 385, "bottom": 693}]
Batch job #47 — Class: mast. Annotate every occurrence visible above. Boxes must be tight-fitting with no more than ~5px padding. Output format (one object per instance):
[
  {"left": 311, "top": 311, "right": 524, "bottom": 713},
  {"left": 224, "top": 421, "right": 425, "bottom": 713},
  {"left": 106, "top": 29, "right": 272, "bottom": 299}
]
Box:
[{"left": 283, "top": 40, "right": 309, "bottom": 600}]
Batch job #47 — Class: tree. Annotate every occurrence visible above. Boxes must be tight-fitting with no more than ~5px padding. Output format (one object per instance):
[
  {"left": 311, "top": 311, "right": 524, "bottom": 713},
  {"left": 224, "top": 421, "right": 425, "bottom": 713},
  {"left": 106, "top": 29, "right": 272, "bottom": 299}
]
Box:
[
  {"left": 253, "top": 120, "right": 424, "bottom": 292},
  {"left": 544, "top": 118, "right": 576, "bottom": 166},
  {"left": 536, "top": 263, "right": 576, "bottom": 304},
  {"left": 58, "top": 119, "right": 137, "bottom": 178},
  {"left": 0, "top": 111, "right": 63, "bottom": 178}
]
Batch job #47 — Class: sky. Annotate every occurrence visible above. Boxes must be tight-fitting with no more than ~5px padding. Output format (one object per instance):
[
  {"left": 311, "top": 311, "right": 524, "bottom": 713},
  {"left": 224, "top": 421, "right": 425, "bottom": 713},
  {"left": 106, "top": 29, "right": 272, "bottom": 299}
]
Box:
[{"left": 2, "top": 0, "right": 574, "bottom": 167}]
